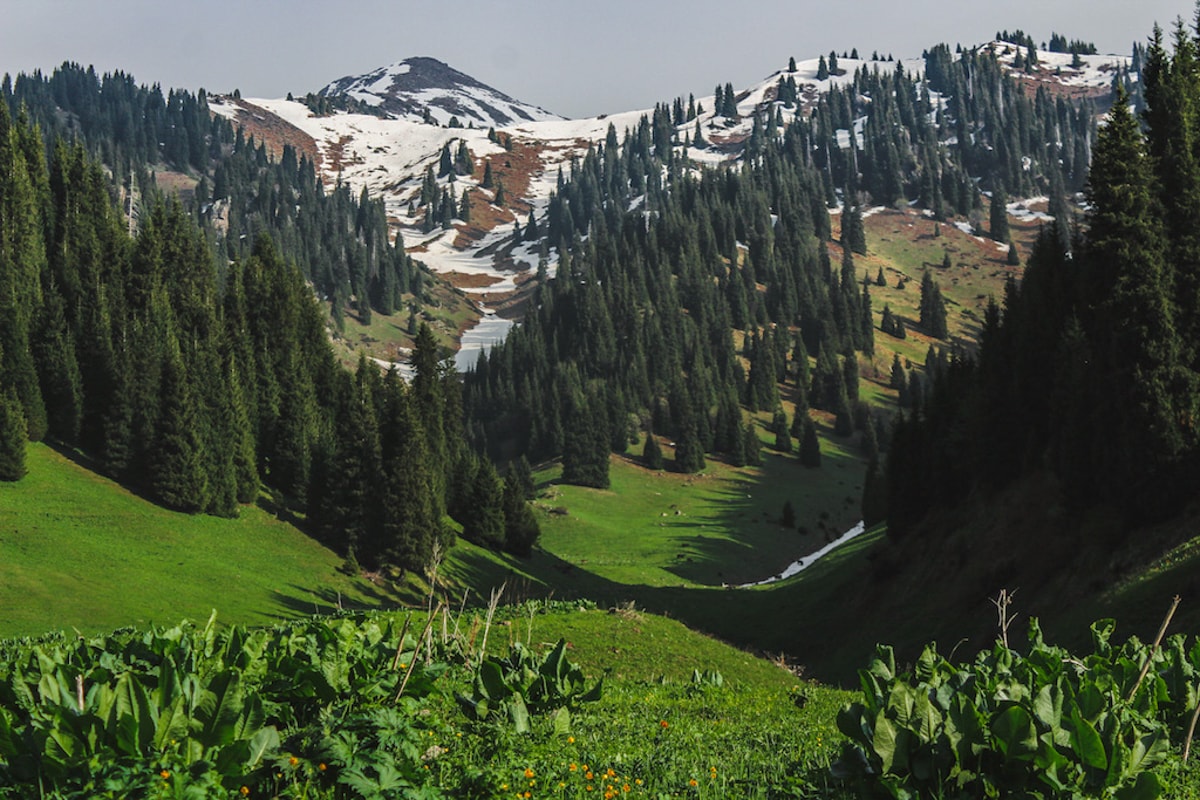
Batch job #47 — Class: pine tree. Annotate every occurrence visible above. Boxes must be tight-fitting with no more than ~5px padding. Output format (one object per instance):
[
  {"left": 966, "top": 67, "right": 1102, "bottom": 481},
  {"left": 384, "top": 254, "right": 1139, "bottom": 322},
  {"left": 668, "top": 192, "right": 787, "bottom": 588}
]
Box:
[
  {"left": 1085, "top": 85, "right": 1192, "bottom": 509},
  {"left": 919, "top": 270, "right": 949, "bottom": 339},
  {"left": 989, "top": 181, "right": 1010, "bottom": 242},
  {"left": 674, "top": 417, "right": 706, "bottom": 473},
  {"left": 150, "top": 339, "right": 209, "bottom": 513},
  {"left": 799, "top": 417, "right": 821, "bottom": 467},
  {"left": 0, "top": 386, "right": 27, "bottom": 481},
  {"left": 772, "top": 407, "right": 792, "bottom": 452},
  {"left": 743, "top": 420, "right": 762, "bottom": 466},
  {"left": 502, "top": 472, "right": 540, "bottom": 556},
  {"left": 562, "top": 390, "right": 610, "bottom": 488},
  {"left": 642, "top": 428, "right": 665, "bottom": 470},
  {"left": 509, "top": 454, "right": 535, "bottom": 499},
  {"left": 464, "top": 457, "right": 505, "bottom": 549}
]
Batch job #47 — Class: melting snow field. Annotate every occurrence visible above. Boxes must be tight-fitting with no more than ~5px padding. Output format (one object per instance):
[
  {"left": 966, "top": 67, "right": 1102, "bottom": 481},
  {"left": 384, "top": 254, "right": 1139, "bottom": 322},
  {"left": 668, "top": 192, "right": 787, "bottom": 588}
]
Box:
[
  {"left": 454, "top": 313, "right": 516, "bottom": 372},
  {"left": 737, "top": 521, "right": 867, "bottom": 587}
]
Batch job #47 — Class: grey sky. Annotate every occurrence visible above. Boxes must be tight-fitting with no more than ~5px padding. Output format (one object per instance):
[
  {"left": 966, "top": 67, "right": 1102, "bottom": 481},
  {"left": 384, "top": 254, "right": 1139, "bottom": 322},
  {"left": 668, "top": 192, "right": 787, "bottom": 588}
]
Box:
[{"left": 1, "top": 0, "right": 1194, "bottom": 119}]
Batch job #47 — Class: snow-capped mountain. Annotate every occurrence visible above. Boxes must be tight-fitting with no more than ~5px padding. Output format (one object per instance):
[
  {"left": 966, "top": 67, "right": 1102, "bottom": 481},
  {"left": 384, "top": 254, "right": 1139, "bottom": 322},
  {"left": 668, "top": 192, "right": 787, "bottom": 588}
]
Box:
[
  {"left": 211, "top": 42, "right": 1130, "bottom": 323},
  {"left": 319, "top": 56, "right": 561, "bottom": 128}
]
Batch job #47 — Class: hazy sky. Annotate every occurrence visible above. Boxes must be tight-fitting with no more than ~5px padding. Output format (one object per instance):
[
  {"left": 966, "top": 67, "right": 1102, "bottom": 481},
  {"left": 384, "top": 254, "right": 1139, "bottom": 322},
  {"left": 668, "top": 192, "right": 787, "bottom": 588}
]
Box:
[{"left": 1, "top": 0, "right": 1194, "bottom": 119}]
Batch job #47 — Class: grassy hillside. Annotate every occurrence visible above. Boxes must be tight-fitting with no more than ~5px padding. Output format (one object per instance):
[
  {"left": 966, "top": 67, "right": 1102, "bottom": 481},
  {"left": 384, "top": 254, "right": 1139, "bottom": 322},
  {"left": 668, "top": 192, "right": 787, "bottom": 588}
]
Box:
[{"left": 0, "top": 443, "right": 398, "bottom": 638}]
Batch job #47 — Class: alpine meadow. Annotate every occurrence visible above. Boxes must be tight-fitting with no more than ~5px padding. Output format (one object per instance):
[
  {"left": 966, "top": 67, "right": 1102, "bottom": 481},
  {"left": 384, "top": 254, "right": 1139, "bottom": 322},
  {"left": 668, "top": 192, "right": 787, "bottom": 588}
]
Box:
[{"left": 7, "top": 5, "right": 1200, "bottom": 798}]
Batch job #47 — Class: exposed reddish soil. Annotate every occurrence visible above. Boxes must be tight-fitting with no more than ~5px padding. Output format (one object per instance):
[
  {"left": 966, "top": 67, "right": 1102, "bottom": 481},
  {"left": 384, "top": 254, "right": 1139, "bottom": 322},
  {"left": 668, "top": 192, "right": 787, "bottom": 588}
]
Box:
[{"left": 212, "top": 98, "right": 321, "bottom": 167}]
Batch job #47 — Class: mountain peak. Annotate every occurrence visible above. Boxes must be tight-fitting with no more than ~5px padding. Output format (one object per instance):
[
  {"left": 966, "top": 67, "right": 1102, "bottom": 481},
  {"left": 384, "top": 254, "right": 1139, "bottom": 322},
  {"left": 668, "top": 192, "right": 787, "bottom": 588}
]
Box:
[{"left": 318, "top": 56, "right": 561, "bottom": 127}]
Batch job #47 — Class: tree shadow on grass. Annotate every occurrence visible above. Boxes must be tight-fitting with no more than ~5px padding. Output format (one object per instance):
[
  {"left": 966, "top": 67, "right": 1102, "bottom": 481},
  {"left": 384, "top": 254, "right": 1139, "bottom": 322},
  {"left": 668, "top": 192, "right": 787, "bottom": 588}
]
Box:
[
  {"left": 271, "top": 579, "right": 407, "bottom": 620},
  {"left": 652, "top": 446, "right": 865, "bottom": 586}
]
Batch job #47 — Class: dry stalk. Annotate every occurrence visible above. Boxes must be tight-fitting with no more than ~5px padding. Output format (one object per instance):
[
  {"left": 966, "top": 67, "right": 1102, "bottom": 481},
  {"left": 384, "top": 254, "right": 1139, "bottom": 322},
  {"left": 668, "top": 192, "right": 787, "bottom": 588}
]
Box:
[
  {"left": 425, "top": 539, "right": 444, "bottom": 616},
  {"left": 478, "top": 582, "right": 506, "bottom": 661},
  {"left": 1127, "top": 594, "right": 1181, "bottom": 702},
  {"left": 450, "top": 588, "right": 470, "bottom": 642},
  {"left": 991, "top": 589, "right": 1018, "bottom": 648},
  {"left": 395, "top": 606, "right": 441, "bottom": 703},
  {"left": 1185, "top": 684, "right": 1200, "bottom": 763},
  {"left": 390, "top": 613, "right": 413, "bottom": 671}
]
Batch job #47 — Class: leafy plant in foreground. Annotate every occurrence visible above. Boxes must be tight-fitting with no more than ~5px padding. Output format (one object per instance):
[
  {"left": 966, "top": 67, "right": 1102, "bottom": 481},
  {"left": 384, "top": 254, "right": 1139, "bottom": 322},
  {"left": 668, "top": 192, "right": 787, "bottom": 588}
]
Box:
[
  {"left": 834, "top": 618, "right": 1198, "bottom": 799},
  {"left": 456, "top": 639, "right": 603, "bottom": 734}
]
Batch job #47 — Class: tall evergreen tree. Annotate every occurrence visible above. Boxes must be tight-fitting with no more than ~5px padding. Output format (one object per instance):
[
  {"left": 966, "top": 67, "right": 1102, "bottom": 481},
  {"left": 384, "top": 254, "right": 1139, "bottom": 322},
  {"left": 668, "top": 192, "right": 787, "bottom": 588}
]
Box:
[
  {"left": 502, "top": 473, "right": 541, "bottom": 557},
  {"left": 0, "top": 385, "right": 27, "bottom": 481},
  {"left": 989, "top": 180, "right": 1010, "bottom": 242}
]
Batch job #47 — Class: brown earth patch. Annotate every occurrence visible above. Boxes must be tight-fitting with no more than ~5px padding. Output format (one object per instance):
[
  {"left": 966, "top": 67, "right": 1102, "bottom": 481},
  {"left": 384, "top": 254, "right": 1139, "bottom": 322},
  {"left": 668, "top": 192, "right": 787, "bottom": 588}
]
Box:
[
  {"left": 325, "top": 135, "right": 359, "bottom": 173},
  {"left": 442, "top": 271, "right": 504, "bottom": 290},
  {"left": 213, "top": 98, "right": 321, "bottom": 166}
]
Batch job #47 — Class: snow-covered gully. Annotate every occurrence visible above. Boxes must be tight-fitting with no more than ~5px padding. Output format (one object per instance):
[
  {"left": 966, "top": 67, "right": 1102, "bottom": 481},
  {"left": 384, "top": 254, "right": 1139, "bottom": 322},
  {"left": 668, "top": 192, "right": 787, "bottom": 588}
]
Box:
[{"left": 737, "top": 520, "right": 867, "bottom": 588}]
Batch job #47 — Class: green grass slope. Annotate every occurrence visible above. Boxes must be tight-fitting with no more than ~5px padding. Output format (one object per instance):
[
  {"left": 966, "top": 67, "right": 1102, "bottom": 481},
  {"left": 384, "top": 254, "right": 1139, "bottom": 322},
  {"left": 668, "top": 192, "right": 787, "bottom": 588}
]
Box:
[{"left": 0, "top": 443, "right": 396, "bottom": 638}]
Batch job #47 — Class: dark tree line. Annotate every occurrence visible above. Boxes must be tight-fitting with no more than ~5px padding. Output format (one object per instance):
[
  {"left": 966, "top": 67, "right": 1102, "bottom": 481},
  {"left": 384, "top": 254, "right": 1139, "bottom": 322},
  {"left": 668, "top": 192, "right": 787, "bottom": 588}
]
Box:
[{"left": 886, "top": 21, "right": 1200, "bottom": 539}]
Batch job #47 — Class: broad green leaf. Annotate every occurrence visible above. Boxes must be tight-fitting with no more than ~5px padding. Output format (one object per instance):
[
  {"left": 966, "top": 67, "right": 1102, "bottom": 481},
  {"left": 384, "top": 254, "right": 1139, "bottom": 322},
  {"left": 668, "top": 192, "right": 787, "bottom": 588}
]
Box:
[
  {"left": 870, "top": 645, "right": 896, "bottom": 683},
  {"left": 872, "top": 711, "right": 898, "bottom": 773},
  {"left": 1033, "top": 684, "right": 1062, "bottom": 729},
  {"left": 1115, "top": 770, "right": 1163, "bottom": 800},
  {"left": 913, "top": 691, "right": 941, "bottom": 740},
  {"left": 915, "top": 643, "right": 939, "bottom": 683},
  {"left": 1090, "top": 619, "right": 1116, "bottom": 654},
  {"left": 1069, "top": 708, "right": 1107, "bottom": 770},
  {"left": 579, "top": 674, "right": 603, "bottom": 703},
  {"left": 509, "top": 693, "right": 531, "bottom": 734},
  {"left": 541, "top": 640, "right": 568, "bottom": 681},
  {"left": 838, "top": 703, "right": 869, "bottom": 744},
  {"left": 550, "top": 706, "right": 571, "bottom": 735},
  {"left": 154, "top": 695, "right": 190, "bottom": 750},
  {"left": 477, "top": 660, "right": 506, "bottom": 701},
  {"left": 194, "top": 670, "right": 245, "bottom": 748},
  {"left": 888, "top": 683, "right": 917, "bottom": 729},
  {"left": 991, "top": 705, "right": 1037, "bottom": 758},
  {"left": 0, "top": 707, "right": 17, "bottom": 759}
]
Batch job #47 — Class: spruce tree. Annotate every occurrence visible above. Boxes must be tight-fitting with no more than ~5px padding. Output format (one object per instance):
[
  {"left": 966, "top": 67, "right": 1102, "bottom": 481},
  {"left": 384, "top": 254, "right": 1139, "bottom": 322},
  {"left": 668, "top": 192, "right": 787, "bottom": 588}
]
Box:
[
  {"left": 919, "top": 270, "right": 949, "bottom": 339},
  {"left": 799, "top": 417, "right": 821, "bottom": 467},
  {"left": 502, "top": 473, "right": 540, "bottom": 556},
  {"left": 642, "top": 428, "right": 665, "bottom": 470},
  {"left": 464, "top": 457, "right": 506, "bottom": 549},
  {"left": 989, "top": 181, "right": 1010, "bottom": 242},
  {"left": 772, "top": 407, "right": 792, "bottom": 452},
  {"left": 674, "top": 418, "right": 706, "bottom": 473},
  {"left": 0, "top": 386, "right": 27, "bottom": 481},
  {"left": 150, "top": 339, "right": 209, "bottom": 513},
  {"left": 743, "top": 420, "right": 762, "bottom": 466}
]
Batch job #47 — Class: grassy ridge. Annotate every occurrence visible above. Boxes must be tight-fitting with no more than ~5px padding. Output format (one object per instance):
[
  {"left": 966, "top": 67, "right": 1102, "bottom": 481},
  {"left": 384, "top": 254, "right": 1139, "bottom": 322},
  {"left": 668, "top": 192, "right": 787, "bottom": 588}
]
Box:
[{"left": 0, "top": 443, "right": 393, "bottom": 638}]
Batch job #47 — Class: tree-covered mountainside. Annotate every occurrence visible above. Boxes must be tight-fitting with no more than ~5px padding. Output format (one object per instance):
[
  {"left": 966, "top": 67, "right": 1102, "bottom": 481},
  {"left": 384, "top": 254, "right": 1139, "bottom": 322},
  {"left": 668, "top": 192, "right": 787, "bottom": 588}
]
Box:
[
  {"left": 886, "top": 22, "right": 1200, "bottom": 541},
  {"left": 460, "top": 36, "right": 1128, "bottom": 485},
  {"left": 2, "top": 64, "right": 425, "bottom": 326}
]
